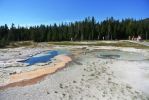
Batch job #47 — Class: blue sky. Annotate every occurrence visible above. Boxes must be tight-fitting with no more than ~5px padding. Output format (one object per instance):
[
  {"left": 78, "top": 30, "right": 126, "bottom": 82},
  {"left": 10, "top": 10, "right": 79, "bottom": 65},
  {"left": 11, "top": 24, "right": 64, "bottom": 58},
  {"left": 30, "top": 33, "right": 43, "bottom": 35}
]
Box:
[{"left": 0, "top": 0, "right": 148, "bottom": 26}]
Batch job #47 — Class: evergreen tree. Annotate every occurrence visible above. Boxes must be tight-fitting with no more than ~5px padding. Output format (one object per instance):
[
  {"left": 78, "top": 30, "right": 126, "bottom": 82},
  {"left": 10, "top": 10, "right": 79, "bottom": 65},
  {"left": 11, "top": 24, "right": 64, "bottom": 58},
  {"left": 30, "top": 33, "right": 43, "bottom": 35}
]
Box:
[{"left": 0, "top": 17, "right": 149, "bottom": 47}]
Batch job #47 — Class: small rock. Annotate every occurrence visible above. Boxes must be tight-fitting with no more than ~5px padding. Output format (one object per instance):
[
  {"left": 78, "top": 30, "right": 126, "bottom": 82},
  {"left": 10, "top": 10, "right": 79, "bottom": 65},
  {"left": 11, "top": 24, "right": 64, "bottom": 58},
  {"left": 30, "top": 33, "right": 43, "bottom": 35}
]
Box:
[
  {"left": 108, "top": 77, "right": 111, "bottom": 80},
  {"left": 62, "top": 93, "right": 66, "bottom": 97},
  {"left": 65, "top": 86, "right": 68, "bottom": 88},
  {"left": 9, "top": 71, "right": 16, "bottom": 75},
  {"left": 73, "top": 80, "right": 77, "bottom": 83},
  {"left": 54, "top": 91, "right": 58, "bottom": 93},
  {"left": 60, "top": 83, "right": 63, "bottom": 88},
  {"left": 90, "top": 73, "right": 95, "bottom": 76},
  {"left": 126, "top": 85, "right": 132, "bottom": 89},
  {"left": 47, "top": 91, "right": 50, "bottom": 94}
]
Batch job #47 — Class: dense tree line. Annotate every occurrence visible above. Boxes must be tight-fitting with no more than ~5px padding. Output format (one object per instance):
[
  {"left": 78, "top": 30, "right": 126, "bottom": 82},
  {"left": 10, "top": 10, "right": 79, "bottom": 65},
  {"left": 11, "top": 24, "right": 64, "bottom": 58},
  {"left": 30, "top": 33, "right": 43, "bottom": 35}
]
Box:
[{"left": 0, "top": 17, "right": 149, "bottom": 47}]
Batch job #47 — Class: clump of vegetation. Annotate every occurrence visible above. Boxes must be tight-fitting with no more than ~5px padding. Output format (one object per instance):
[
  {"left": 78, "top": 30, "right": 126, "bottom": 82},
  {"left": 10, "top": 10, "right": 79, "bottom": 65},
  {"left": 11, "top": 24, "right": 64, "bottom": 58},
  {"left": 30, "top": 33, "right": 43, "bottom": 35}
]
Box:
[
  {"left": 48, "top": 41, "right": 149, "bottom": 49},
  {"left": 0, "top": 39, "right": 9, "bottom": 48},
  {"left": 7, "top": 41, "right": 33, "bottom": 48}
]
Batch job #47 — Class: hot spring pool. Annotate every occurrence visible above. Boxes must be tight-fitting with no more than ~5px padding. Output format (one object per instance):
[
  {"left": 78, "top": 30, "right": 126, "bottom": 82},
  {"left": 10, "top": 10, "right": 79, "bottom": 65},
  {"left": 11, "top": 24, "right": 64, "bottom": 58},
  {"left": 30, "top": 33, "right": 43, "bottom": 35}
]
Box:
[
  {"left": 97, "top": 50, "right": 149, "bottom": 61},
  {"left": 20, "top": 50, "right": 70, "bottom": 66}
]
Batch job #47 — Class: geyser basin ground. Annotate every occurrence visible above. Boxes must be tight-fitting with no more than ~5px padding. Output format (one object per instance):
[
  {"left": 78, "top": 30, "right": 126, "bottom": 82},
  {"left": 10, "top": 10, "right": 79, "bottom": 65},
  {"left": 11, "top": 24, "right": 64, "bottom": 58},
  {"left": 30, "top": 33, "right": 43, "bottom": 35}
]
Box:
[{"left": 0, "top": 44, "right": 149, "bottom": 100}]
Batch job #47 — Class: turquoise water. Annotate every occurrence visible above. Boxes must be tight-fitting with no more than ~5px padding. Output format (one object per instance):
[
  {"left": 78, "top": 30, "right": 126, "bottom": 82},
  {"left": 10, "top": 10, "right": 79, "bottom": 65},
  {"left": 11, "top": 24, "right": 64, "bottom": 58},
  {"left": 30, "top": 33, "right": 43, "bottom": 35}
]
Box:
[{"left": 20, "top": 50, "right": 70, "bottom": 66}]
